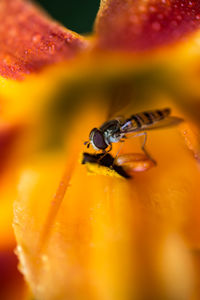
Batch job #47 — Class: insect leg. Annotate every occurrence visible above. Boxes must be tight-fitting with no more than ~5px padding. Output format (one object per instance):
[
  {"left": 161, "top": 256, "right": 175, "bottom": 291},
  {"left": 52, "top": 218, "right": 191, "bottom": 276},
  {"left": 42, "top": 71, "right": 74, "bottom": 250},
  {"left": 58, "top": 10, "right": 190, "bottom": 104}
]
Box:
[
  {"left": 140, "top": 132, "right": 157, "bottom": 166},
  {"left": 107, "top": 144, "right": 113, "bottom": 152},
  {"left": 97, "top": 145, "right": 112, "bottom": 164},
  {"left": 114, "top": 132, "right": 157, "bottom": 165},
  {"left": 114, "top": 140, "right": 125, "bottom": 161},
  {"left": 126, "top": 132, "right": 157, "bottom": 165},
  {"left": 84, "top": 141, "right": 90, "bottom": 148}
]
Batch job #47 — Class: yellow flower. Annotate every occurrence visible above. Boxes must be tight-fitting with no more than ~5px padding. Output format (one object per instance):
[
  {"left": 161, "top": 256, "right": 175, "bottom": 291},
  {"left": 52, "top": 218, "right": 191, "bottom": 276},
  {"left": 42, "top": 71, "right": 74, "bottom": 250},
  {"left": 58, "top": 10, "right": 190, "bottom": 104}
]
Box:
[{"left": 0, "top": 0, "right": 200, "bottom": 299}]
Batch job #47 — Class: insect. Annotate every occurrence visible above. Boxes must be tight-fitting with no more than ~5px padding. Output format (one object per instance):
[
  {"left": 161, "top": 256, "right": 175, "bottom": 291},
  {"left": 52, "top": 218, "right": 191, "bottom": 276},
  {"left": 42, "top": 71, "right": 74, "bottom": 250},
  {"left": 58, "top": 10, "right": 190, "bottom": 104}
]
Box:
[{"left": 84, "top": 108, "right": 183, "bottom": 164}]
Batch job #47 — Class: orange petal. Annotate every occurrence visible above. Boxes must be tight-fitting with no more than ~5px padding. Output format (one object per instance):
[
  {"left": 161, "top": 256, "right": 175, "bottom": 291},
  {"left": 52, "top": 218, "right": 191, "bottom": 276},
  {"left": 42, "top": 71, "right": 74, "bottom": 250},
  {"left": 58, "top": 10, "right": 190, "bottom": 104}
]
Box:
[
  {"left": 0, "top": 0, "right": 88, "bottom": 80},
  {"left": 95, "top": 0, "right": 200, "bottom": 51}
]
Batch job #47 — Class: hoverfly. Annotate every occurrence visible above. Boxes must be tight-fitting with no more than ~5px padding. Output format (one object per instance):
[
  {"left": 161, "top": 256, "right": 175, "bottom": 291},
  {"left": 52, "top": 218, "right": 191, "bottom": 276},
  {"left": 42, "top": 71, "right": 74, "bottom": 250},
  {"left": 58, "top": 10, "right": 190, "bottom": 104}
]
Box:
[{"left": 84, "top": 108, "right": 183, "bottom": 164}]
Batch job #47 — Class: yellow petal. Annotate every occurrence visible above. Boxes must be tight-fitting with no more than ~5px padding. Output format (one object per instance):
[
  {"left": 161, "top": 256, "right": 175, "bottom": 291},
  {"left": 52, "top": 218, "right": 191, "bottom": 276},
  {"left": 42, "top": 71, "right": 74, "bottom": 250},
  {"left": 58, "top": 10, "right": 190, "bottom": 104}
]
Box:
[{"left": 13, "top": 105, "right": 200, "bottom": 300}]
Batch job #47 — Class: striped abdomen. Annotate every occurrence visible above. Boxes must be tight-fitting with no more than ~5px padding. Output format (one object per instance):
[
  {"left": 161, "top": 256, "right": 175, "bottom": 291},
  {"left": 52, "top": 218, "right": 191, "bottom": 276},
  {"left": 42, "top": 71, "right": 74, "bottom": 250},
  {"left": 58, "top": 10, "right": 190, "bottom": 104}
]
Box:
[{"left": 122, "top": 108, "right": 171, "bottom": 131}]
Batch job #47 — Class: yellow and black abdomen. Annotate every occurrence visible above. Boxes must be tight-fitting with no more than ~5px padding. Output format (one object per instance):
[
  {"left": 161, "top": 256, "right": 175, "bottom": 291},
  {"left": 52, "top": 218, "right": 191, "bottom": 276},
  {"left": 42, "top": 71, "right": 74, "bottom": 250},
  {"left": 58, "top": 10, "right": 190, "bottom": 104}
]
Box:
[{"left": 130, "top": 108, "right": 171, "bottom": 129}]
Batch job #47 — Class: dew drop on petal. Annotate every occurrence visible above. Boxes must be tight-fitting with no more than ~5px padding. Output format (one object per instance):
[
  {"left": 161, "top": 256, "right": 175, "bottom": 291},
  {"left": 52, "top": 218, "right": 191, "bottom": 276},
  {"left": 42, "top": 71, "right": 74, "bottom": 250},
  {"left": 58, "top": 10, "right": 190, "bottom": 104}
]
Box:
[
  {"left": 130, "top": 15, "right": 139, "bottom": 24},
  {"left": 138, "top": 4, "right": 146, "bottom": 12},
  {"left": 152, "top": 21, "right": 161, "bottom": 31},
  {"left": 188, "top": 1, "right": 194, "bottom": 8},
  {"left": 177, "top": 15, "right": 182, "bottom": 21},
  {"left": 149, "top": 6, "right": 157, "bottom": 13},
  {"left": 158, "top": 13, "right": 164, "bottom": 20},
  {"left": 48, "top": 44, "right": 55, "bottom": 54},
  {"left": 32, "top": 33, "right": 41, "bottom": 44},
  {"left": 41, "top": 254, "right": 48, "bottom": 262},
  {"left": 171, "top": 20, "right": 178, "bottom": 27}
]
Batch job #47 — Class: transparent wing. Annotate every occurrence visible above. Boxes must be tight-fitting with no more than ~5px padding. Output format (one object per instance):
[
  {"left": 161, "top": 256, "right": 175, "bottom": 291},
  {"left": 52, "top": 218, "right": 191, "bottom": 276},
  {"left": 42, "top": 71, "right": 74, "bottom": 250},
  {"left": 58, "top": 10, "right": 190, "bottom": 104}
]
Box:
[
  {"left": 106, "top": 84, "right": 132, "bottom": 120},
  {"left": 121, "top": 116, "right": 184, "bottom": 134}
]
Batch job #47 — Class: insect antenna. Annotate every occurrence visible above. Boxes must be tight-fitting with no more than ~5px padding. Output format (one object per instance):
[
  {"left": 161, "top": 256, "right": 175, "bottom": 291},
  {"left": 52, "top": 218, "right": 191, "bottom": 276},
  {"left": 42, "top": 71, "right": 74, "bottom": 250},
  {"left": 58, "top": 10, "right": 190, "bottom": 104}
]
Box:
[{"left": 84, "top": 141, "right": 90, "bottom": 148}]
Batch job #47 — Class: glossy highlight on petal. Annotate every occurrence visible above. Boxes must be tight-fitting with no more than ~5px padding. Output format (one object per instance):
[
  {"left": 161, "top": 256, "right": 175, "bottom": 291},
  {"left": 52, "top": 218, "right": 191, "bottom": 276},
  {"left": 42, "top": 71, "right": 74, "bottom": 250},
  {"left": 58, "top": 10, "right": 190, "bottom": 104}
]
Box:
[
  {"left": 95, "top": 0, "right": 200, "bottom": 51},
  {"left": 0, "top": 0, "right": 88, "bottom": 80}
]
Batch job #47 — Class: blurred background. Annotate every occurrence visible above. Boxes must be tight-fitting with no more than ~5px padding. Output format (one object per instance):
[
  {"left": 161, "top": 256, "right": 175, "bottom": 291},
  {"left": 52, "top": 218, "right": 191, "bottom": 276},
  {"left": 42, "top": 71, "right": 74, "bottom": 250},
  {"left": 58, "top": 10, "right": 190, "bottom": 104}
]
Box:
[{"left": 37, "top": 0, "right": 100, "bottom": 34}]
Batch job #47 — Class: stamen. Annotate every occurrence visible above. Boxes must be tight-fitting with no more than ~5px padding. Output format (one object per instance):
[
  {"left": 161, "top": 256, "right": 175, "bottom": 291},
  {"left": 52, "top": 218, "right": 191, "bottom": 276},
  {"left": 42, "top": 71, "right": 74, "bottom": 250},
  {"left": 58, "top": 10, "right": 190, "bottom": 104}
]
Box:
[{"left": 37, "top": 154, "right": 77, "bottom": 254}]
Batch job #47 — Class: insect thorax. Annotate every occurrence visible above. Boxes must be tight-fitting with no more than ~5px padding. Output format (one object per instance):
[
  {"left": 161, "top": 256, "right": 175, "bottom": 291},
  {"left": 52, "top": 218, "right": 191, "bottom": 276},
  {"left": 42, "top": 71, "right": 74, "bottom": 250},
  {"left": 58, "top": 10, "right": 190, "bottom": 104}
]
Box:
[
  {"left": 104, "top": 132, "right": 122, "bottom": 144},
  {"left": 101, "top": 119, "right": 122, "bottom": 145}
]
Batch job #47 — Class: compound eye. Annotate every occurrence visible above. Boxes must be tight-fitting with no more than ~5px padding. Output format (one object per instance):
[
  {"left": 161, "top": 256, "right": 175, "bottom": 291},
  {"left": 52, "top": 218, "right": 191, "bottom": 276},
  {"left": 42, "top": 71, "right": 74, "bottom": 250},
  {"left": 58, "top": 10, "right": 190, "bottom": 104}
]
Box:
[{"left": 90, "top": 128, "right": 108, "bottom": 150}]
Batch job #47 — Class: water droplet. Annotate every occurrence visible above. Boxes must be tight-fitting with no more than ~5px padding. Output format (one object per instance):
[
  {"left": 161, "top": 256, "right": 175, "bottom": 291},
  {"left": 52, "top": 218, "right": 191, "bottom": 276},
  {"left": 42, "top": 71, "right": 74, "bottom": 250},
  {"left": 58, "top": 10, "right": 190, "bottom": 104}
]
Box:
[
  {"left": 130, "top": 15, "right": 139, "bottom": 24},
  {"left": 66, "top": 37, "right": 72, "bottom": 43},
  {"left": 152, "top": 21, "right": 161, "bottom": 31},
  {"left": 32, "top": 33, "right": 41, "bottom": 44},
  {"left": 48, "top": 44, "right": 55, "bottom": 54},
  {"left": 41, "top": 254, "right": 50, "bottom": 271},
  {"left": 138, "top": 5, "right": 146, "bottom": 12},
  {"left": 41, "top": 254, "right": 48, "bottom": 262},
  {"left": 177, "top": 15, "right": 182, "bottom": 21},
  {"left": 171, "top": 20, "right": 178, "bottom": 27},
  {"left": 196, "top": 14, "right": 200, "bottom": 20},
  {"left": 188, "top": 1, "right": 194, "bottom": 7},
  {"left": 195, "top": 37, "right": 200, "bottom": 45},
  {"left": 149, "top": 6, "right": 157, "bottom": 13},
  {"left": 158, "top": 13, "right": 164, "bottom": 20},
  {"left": 15, "top": 245, "right": 22, "bottom": 254}
]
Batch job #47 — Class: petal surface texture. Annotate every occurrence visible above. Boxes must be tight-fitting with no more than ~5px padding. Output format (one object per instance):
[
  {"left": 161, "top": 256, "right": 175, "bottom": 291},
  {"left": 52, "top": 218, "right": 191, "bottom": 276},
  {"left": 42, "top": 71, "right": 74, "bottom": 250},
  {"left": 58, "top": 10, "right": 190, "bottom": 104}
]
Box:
[
  {"left": 0, "top": 0, "right": 88, "bottom": 79},
  {"left": 95, "top": 0, "right": 200, "bottom": 51}
]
